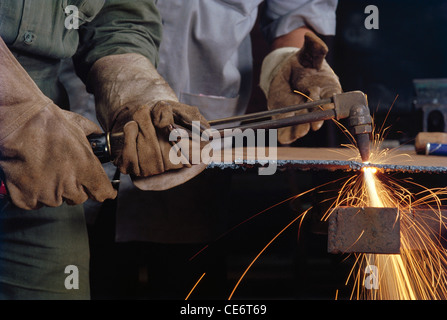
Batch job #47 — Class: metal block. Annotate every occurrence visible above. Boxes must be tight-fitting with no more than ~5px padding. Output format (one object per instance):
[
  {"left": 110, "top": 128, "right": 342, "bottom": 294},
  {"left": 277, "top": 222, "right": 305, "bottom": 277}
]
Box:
[{"left": 327, "top": 206, "right": 400, "bottom": 254}]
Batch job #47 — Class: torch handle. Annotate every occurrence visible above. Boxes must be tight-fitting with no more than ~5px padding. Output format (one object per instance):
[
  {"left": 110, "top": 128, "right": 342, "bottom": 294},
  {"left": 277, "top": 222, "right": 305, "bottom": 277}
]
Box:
[{"left": 87, "top": 133, "right": 113, "bottom": 164}]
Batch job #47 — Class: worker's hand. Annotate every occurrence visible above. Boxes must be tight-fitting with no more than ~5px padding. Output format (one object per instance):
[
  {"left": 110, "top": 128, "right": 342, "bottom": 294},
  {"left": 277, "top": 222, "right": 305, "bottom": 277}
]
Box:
[
  {"left": 0, "top": 36, "right": 117, "bottom": 210},
  {"left": 0, "top": 105, "right": 118, "bottom": 210},
  {"left": 88, "top": 53, "right": 210, "bottom": 189},
  {"left": 111, "top": 100, "right": 209, "bottom": 178},
  {"left": 260, "top": 33, "right": 342, "bottom": 144}
]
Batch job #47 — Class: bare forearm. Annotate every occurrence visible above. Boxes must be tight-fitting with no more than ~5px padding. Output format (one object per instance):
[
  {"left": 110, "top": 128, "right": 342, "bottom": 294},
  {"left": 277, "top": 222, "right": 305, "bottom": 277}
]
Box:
[{"left": 271, "top": 26, "right": 315, "bottom": 50}]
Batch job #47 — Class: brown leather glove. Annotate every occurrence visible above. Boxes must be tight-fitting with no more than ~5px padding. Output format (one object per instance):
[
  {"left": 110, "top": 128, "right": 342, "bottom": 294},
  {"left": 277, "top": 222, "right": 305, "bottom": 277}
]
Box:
[
  {"left": 0, "top": 37, "right": 117, "bottom": 210},
  {"left": 260, "top": 33, "right": 342, "bottom": 145},
  {"left": 87, "top": 53, "right": 210, "bottom": 190}
]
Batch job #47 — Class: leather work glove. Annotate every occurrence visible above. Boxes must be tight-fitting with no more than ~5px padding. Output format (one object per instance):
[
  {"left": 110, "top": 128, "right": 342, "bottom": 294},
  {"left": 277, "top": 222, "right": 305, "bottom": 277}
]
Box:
[
  {"left": 260, "top": 33, "right": 342, "bottom": 145},
  {"left": 87, "top": 53, "right": 210, "bottom": 190},
  {"left": 0, "top": 37, "right": 117, "bottom": 210}
]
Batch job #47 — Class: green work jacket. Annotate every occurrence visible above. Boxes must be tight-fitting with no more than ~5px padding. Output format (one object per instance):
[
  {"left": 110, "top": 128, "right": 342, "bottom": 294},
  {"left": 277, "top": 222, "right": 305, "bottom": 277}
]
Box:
[{"left": 0, "top": 0, "right": 162, "bottom": 106}]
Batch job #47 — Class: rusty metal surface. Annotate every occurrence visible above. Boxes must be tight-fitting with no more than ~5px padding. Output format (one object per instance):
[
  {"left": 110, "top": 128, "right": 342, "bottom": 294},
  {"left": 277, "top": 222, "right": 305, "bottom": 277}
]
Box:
[
  {"left": 207, "top": 146, "right": 447, "bottom": 173},
  {"left": 327, "top": 206, "right": 401, "bottom": 254}
]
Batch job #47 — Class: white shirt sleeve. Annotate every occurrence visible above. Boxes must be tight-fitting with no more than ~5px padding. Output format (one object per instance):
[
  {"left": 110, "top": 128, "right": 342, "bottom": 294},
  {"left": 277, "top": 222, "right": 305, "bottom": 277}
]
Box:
[{"left": 261, "top": 0, "right": 338, "bottom": 42}]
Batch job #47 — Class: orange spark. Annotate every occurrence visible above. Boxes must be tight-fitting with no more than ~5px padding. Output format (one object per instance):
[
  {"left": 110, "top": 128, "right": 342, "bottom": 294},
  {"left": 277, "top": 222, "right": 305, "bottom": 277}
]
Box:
[{"left": 185, "top": 273, "right": 206, "bottom": 300}]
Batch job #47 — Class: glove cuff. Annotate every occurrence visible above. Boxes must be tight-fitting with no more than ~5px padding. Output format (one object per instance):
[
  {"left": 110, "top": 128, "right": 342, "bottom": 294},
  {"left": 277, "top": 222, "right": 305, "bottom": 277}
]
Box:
[
  {"left": 87, "top": 53, "right": 178, "bottom": 131},
  {"left": 259, "top": 47, "right": 300, "bottom": 98},
  {"left": 0, "top": 36, "right": 53, "bottom": 141}
]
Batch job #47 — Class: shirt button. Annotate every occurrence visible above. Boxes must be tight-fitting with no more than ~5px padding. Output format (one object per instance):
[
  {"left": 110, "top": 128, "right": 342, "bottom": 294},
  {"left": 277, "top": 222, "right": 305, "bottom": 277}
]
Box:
[{"left": 23, "top": 31, "right": 36, "bottom": 45}]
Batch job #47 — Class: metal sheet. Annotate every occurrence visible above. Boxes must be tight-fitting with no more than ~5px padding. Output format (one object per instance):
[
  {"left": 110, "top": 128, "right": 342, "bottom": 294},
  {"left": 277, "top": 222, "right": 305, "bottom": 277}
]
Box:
[{"left": 207, "top": 146, "right": 447, "bottom": 173}]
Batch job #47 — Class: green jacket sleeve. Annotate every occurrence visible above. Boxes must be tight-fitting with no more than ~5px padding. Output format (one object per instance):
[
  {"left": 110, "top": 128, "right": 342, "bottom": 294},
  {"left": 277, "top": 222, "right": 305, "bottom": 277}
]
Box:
[{"left": 73, "top": 0, "right": 162, "bottom": 84}]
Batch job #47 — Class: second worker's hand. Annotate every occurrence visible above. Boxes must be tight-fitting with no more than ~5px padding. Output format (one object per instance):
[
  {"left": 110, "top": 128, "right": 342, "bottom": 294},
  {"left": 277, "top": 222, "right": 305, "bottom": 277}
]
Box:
[{"left": 260, "top": 32, "right": 342, "bottom": 145}]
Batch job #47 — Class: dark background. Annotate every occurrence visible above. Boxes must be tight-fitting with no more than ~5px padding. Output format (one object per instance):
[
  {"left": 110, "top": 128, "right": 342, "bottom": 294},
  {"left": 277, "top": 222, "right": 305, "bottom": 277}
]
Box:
[{"left": 333, "top": 0, "right": 447, "bottom": 142}]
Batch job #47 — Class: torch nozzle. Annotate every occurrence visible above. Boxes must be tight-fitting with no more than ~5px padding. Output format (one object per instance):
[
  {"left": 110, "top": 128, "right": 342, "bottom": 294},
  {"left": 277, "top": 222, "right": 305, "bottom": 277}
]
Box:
[
  {"left": 356, "top": 132, "right": 371, "bottom": 163},
  {"left": 347, "top": 103, "right": 372, "bottom": 163}
]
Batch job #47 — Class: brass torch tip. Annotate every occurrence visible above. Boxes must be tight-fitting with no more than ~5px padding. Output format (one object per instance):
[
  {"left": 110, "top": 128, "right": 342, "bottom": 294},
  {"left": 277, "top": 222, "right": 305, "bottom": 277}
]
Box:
[{"left": 356, "top": 132, "right": 370, "bottom": 163}]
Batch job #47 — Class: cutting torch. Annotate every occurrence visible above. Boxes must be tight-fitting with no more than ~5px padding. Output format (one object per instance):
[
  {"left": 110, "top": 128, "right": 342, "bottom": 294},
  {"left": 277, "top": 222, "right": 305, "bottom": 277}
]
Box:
[{"left": 0, "top": 91, "right": 372, "bottom": 197}]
